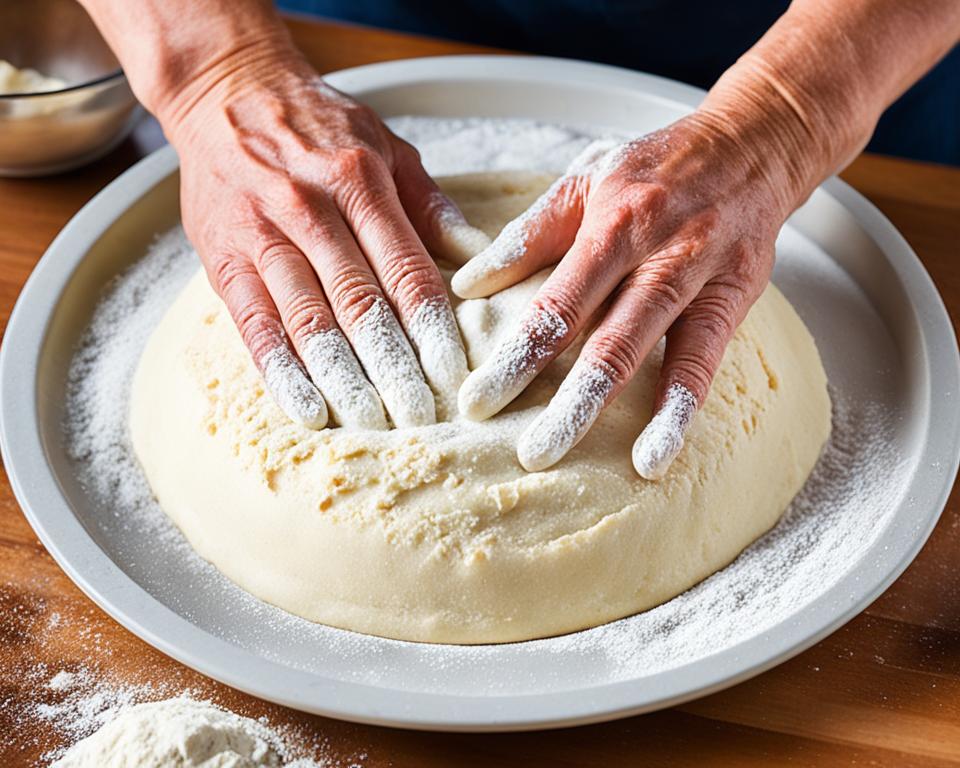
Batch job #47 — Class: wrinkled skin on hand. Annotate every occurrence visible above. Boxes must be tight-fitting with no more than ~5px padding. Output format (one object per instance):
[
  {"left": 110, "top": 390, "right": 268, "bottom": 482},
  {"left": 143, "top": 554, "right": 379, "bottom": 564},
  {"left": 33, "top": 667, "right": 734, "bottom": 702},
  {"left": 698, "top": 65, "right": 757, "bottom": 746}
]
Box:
[
  {"left": 170, "top": 58, "right": 488, "bottom": 430},
  {"left": 454, "top": 115, "right": 787, "bottom": 477}
]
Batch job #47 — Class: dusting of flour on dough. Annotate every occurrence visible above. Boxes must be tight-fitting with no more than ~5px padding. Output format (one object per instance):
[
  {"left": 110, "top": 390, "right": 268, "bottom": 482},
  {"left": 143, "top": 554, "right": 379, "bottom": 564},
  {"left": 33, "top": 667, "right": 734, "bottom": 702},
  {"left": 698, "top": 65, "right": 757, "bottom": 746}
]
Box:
[{"left": 61, "top": 116, "right": 905, "bottom": 690}]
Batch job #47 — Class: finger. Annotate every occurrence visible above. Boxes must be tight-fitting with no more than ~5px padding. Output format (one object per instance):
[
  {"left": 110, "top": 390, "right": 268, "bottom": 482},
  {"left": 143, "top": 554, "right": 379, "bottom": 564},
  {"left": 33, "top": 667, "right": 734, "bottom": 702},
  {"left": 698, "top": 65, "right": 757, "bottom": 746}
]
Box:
[
  {"left": 207, "top": 256, "right": 327, "bottom": 429},
  {"left": 281, "top": 197, "right": 436, "bottom": 428},
  {"left": 449, "top": 138, "right": 622, "bottom": 300},
  {"left": 515, "top": 245, "right": 709, "bottom": 472},
  {"left": 457, "top": 211, "right": 638, "bottom": 422},
  {"left": 253, "top": 237, "right": 387, "bottom": 430},
  {"left": 393, "top": 143, "right": 491, "bottom": 266},
  {"left": 633, "top": 277, "right": 753, "bottom": 479},
  {"left": 336, "top": 156, "right": 470, "bottom": 409},
  {"left": 450, "top": 174, "right": 585, "bottom": 300},
  {"left": 515, "top": 356, "right": 616, "bottom": 472},
  {"left": 631, "top": 383, "right": 697, "bottom": 480}
]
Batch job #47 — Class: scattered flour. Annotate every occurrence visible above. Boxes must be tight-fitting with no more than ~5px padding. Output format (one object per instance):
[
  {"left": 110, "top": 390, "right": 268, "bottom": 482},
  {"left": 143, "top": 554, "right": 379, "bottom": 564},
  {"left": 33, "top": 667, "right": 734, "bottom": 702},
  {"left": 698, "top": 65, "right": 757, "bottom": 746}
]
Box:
[
  {"left": 386, "top": 116, "right": 612, "bottom": 176},
  {"left": 58, "top": 116, "right": 907, "bottom": 704},
  {"left": 50, "top": 698, "right": 325, "bottom": 768}
]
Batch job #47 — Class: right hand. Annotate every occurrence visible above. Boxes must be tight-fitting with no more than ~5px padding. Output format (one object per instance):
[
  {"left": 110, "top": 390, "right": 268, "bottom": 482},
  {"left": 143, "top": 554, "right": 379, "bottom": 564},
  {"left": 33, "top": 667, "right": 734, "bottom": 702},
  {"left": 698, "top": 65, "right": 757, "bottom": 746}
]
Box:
[{"left": 161, "top": 48, "right": 490, "bottom": 430}]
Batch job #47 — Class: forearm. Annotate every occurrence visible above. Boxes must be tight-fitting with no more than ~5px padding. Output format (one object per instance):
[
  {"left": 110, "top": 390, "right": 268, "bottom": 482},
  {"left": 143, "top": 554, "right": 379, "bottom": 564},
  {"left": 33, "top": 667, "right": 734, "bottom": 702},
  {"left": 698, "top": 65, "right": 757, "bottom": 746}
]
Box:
[
  {"left": 697, "top": 0, "right": 960, "bottom": 215},
  {"left": 76, "top": 0, "right": 300, "bottom": 127}
]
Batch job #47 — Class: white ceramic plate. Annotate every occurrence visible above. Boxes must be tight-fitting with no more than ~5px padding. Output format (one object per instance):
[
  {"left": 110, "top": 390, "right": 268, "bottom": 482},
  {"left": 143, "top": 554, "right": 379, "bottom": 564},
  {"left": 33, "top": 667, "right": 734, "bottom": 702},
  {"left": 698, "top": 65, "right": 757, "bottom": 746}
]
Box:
[{"left": 2, "top": 56, "right": 958, "bottom": 731}]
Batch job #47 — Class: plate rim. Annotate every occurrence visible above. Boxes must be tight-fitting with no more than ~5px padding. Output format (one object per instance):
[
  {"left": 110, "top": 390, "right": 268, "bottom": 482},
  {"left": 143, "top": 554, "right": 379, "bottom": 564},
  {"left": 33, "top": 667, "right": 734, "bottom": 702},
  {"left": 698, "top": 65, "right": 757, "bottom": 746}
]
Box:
[{"left": 2, "top": 54, "right": 958, "bottom": 731}]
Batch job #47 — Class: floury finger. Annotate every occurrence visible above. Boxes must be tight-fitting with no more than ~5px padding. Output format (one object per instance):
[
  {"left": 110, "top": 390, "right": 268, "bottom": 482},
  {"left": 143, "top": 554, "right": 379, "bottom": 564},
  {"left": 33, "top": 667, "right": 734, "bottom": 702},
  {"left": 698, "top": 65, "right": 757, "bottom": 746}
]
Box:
[{"left": 632, "top": 384, "right": 698, "bottom": 480}]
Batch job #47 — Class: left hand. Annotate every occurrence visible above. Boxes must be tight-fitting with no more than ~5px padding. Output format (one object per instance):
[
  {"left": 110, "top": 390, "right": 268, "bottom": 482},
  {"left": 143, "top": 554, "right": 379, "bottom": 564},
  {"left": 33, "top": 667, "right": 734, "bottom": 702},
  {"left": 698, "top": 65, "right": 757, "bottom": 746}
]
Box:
[{"left": 452, "top": 114, "right": 790, "bottom": 478}]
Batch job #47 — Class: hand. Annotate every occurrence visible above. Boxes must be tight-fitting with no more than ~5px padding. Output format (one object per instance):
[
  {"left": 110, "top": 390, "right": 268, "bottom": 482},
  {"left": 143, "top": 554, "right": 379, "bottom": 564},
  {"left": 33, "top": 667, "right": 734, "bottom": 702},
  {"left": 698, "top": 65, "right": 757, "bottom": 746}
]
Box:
[
  {"left": 453, "top": 115, "right": 789, "bottom": 478},
  {"left": 165, "top": 52, "right": 490, "bottom": 430}
]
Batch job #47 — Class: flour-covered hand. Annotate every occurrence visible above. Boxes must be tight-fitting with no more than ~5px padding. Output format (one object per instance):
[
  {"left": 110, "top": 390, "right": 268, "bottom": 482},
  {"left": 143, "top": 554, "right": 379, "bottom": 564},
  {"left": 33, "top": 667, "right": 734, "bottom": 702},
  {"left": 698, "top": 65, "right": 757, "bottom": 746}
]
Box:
[
  {"left": 163, "top": 51, "right": 489, "bottom": 430},
  {"left": 453, "top": 115, "right": 790, "bottom": 477}
]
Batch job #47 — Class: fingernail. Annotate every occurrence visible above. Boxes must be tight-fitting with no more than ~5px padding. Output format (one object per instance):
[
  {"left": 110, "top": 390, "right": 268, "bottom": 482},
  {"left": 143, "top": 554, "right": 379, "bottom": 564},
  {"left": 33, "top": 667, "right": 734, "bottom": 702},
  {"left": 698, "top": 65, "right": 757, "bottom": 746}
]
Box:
[
  {"left": 351, "top": 297, "right": 436, "bottom": 428},
  {"left": 300, "top": 328, "right": 388, "bottom": 430},
  {"left": 632, "top": 384, "right": 697, "bottom": 480},
  {"left": 406, "top": 297, "right": 469, "bottom": 419},
  {"left": 517, "top": 361, "right": 614, "bottom": 472},
  {"left": 457, "top": 307, "right": 567, "bottom": 421},
  {"left": 262, "top": 344, "right": 328, "bottom": 430}
]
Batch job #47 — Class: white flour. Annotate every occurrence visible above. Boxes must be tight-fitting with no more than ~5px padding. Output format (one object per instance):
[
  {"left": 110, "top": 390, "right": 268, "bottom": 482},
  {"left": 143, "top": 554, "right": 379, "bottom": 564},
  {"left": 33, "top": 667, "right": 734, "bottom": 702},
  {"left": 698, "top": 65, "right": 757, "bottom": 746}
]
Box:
[
  {"left": 348, "top": 296, "right": 435, "bottom": 427},
  {"left": 61, "top": 116, "right": 906, "bottom": 702},
  {"left": 632, "top": 383, "right": 698, "bottom": 480},
  {"left": 516, "top": 358, "right": 615, "bottom": 472},
  {"left": 300, "top": 328, "right": 387, "bottom": 430},
  {"left": 51, "top": 698, "right": 322, "bottom": 768},
  {"left": 0, "top": 592, "right": 359, "bottom": 767},
  {"left": 458, "top": 306, "right": 568, "bottom": 421}
]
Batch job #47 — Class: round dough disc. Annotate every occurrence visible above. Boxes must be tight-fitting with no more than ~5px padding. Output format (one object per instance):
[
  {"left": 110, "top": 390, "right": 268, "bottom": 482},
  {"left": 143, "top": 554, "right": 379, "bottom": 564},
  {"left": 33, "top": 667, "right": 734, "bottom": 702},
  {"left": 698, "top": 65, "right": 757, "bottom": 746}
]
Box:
[{"left": 130, "top": 171, "right": 831, "bottom": 644}]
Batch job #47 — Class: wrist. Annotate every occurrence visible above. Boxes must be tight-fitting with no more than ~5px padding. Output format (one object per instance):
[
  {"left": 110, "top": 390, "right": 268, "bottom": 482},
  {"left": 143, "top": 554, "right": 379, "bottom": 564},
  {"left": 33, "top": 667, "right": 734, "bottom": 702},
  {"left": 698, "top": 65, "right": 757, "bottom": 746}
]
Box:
[
  {"left": 693, "top": 62, "right": 858, "bottom": 218},
  {"left": 77, "top": 0, "right": 301, "bottom": 133},
  {"left": 693, "top": 5, "right": 886, "bottom": 217},
  {"left": 152, "top": 36, "right": 309, "bottom": 146}
]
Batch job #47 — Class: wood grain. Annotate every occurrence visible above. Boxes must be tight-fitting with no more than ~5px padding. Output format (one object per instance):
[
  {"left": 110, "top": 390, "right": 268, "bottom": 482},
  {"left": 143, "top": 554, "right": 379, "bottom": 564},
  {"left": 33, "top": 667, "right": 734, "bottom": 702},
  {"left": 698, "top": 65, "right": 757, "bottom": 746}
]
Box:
[{"left": 2, "top": 16, "right": 960, "bottom": 768}]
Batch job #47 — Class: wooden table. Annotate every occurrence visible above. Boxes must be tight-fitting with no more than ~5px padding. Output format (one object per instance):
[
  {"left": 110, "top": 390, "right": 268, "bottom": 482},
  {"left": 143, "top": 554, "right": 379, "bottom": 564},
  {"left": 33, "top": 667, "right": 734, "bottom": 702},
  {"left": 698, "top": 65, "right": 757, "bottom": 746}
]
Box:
[{"left": 2, "top": 16, "right": 960, "bottom": 768}]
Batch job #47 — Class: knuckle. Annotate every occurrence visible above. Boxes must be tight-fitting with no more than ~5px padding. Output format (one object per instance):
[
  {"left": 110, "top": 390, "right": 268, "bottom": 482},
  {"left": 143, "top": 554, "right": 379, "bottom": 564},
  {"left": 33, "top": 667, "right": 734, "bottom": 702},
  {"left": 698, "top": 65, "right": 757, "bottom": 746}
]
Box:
[
  {"left": 229, "top": 297, "right": 280, "bottom": 361},
  {"left": 588, "top": 325, "right": 643, "bottom": 383},
  {"left": 253, "top": 240, "right": 296, "bottom": 275},
  {"left": 286, "top": 301, "right": 329, "bottom": 338},
  {"left": 683, "top": 296, "right": 738, "bottom": 342},
  {"left": 619, "top": 183, "right": 668, "bottom": 220},
  {"left": 327, "top": 267, "right": 380, "bottom": 324},
  {"left": 380, "top": 257, "right": 441, "bottom": 311},
  {"left": 534, "top": 288, "right": 581, "bottom": 334},
  {"left": 394, "top": 138, "right": 422, "bottom": 167},
  {"left": 570, "top": 226, "right": 623, "bottom": 272},
  {"left": 626, "top": 271, "right": 684, "bottom": 317},
  {"left": 594, "top": 204, "right": 637, "bottom": 239},
  {"left": 210, "top": 256, "right": 256, "bottom": 297},
  {"left": 665, "top": 351, "right": 716, "bottom": 401},
  {"left": 332, "top": 144, "right": 383, "bottom": 180}
]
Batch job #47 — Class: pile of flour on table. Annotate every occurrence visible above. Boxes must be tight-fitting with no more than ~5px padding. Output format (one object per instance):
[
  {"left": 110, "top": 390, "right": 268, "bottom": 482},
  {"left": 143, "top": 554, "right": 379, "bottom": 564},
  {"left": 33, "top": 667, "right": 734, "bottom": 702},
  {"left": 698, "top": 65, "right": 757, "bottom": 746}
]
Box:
[
  {"left": 62, "top": 116, "right": 904, "bottom": 699},
  {"left": 51, "top": 697, "right": 324, "bottom": 767}
]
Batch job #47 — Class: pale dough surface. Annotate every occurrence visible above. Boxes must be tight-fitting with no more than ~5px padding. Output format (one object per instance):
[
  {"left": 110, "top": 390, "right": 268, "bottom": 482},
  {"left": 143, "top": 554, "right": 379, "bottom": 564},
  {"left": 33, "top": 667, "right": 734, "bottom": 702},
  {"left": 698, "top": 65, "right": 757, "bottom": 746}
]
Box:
[{"left": 131, "top": 171, "right": 831, "bottom": 644}]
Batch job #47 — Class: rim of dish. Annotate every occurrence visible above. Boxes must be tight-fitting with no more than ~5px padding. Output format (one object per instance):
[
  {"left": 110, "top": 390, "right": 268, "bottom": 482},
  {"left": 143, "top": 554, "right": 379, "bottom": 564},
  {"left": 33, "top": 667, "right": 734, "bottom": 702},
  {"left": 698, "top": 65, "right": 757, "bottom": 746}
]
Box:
[{"left": 0, "top": 67, "right": 126, "bottom": 99}]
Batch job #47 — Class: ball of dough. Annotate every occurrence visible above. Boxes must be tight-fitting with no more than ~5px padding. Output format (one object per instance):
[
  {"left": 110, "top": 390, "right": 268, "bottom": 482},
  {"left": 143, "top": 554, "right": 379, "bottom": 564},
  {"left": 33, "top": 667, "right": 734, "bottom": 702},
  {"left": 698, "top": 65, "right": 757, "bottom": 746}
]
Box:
[{"left": 130, "top": 172, "right": 830, "bottom": 644}]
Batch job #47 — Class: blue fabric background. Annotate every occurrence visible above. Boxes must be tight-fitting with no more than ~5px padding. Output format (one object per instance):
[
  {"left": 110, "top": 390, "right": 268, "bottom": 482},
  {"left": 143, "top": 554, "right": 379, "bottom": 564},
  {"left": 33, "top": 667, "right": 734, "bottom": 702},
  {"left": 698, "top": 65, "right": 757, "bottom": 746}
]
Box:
[{"left": 280, "top": 0, "right": 959, "bottom": 166}]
